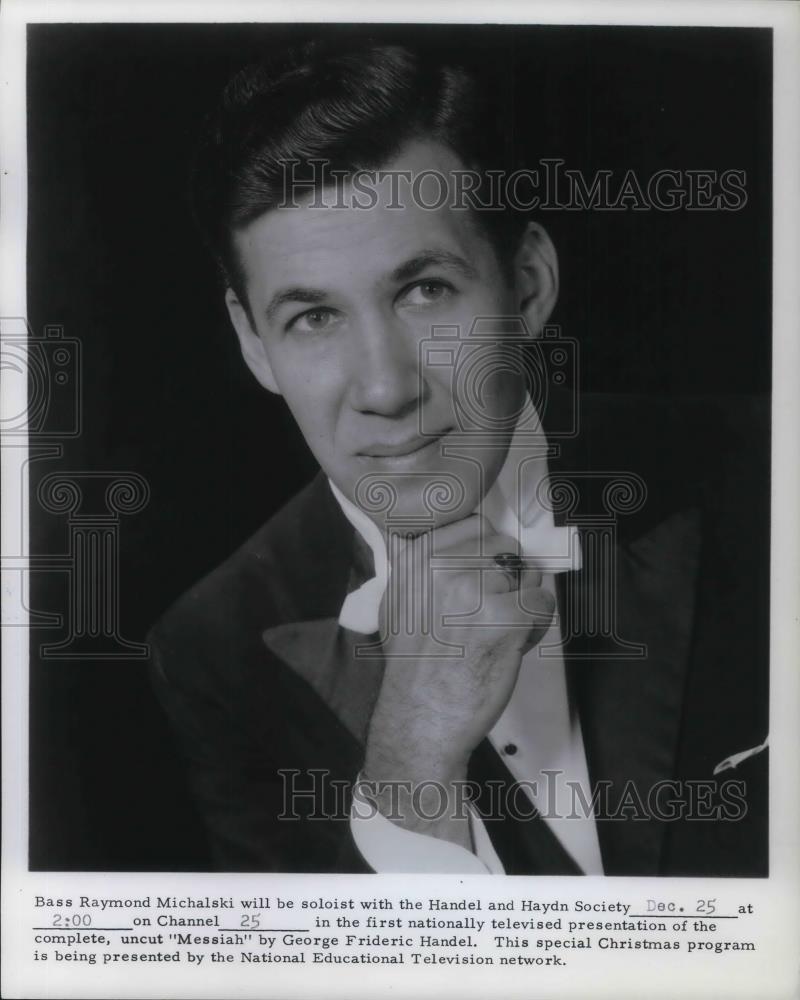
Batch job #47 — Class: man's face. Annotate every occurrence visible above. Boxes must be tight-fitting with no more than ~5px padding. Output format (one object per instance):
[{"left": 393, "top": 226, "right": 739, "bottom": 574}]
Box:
[{"left": 229, "top": 140, "right": 538, "bottom": 529}]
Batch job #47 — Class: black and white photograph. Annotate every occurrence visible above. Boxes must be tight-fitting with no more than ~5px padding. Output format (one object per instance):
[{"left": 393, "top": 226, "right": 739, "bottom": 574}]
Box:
[{"left": 2, "top": 2, "right": 798, "bottom": 998}]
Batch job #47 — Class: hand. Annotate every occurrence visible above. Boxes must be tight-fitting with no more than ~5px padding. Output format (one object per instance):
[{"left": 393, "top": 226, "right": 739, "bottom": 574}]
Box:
[{"left": 362, "top": 515, "right": 555, "bottom": 848}]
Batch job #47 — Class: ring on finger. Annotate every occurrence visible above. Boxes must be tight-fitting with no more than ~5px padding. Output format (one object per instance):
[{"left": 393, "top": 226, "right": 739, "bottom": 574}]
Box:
[{"left": 493, "top": 551, "right": 525, "bottom": 590}]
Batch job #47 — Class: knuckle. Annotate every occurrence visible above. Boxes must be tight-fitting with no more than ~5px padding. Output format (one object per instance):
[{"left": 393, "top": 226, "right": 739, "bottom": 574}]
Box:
[
  {"left": 512, "top": 586, "right": 555, "bottom": 623},
  {"left": 490, "top": 534, "right": 518, "bottom": 554},
  {"left": 446, "top": 569, "right": 481, "bottom": 607}
]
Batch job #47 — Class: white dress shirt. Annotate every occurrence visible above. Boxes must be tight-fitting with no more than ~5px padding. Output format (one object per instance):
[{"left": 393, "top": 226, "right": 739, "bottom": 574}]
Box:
[{"left": 330, "top": 398, "right": 604, "bottom": 875}]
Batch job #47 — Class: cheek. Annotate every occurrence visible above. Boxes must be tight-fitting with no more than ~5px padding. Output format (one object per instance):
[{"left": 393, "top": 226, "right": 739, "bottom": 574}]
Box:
[
  {"left": 425, "top": 362, "right": 457, "bottom": 405},
  {"left": 268, "top": 355, "right": 346, "bottom": 447}
]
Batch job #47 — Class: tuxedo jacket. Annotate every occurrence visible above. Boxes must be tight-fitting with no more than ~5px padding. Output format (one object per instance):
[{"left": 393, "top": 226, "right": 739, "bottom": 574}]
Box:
[{"left": 149, "top": 392, "right": 769, "bottom": 876}]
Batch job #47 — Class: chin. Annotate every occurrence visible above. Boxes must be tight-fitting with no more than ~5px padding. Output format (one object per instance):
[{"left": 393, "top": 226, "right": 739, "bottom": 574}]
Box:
[
  {"left": 345, "top": 443, "right": 506, "bottom": 525},
  {"left": 351, "top": 471, "right": 480, "bottom": 531}
]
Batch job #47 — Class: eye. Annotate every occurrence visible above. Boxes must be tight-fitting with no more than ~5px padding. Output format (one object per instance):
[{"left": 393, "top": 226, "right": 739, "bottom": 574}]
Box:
[
  {"left": 398, "top": 279, "right": 455, "bottom": 309},
  {"left": 286, "top": 307, "right": 342, "bottom": 334}
]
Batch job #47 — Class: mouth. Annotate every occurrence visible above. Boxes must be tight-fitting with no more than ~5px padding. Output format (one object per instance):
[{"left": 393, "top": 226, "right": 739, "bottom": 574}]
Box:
[{"left": 358, "top": 429, "right": 452, "bottom": 461}]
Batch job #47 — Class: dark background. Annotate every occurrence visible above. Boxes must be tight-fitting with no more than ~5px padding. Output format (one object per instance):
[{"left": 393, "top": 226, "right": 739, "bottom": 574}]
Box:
[{"left": 26, "top": 23, "right": 772, "bottom": 869}]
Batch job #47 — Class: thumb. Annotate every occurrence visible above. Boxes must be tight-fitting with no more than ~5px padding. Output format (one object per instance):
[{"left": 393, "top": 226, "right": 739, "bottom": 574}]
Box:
[{"left": 516, "top": 583, "right": 556, "bottom": 654}]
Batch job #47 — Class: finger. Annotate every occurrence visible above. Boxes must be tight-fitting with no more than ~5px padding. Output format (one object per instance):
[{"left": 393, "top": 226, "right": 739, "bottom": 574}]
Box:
[
  {"left": 484, "top": 543, "right": 543, "bottom": 595},
  {"left": 392, "top": 513, "right": 491, "bottom": 562},
  {"left": 484, "top": 563, "right": 543, "bottom": 595},
  {"left": 476, "top": 533, "right": 520, "bottom": 594},
  {"left": 516, "top": 582, "right": 557, "bottom": 624},
  {"left": 428, "top": 518, "right": 515, "bottom": 593},
  {"left": 428, "top": 513, "right": 492, "bottom": 555},
  {"left": 435, "top": 527, "right": 519, "bottom": 563},
  {"left": 482, "top": 536, "right": 546, "bottom": 590},
  {"left": 434, "top": 527, "right": 544, "bottom": 594},
  {"left": 460, "top": 583, "right": 555, "bottom": 655},
  {"left": 484, "top": 534, "right": 519, "bottom": 556},
  {"left": 486, "top": 582, "right": 556, "bottom": 628},
  {"left": 519, "top": 583, "right": 557, "bottom": 653}
]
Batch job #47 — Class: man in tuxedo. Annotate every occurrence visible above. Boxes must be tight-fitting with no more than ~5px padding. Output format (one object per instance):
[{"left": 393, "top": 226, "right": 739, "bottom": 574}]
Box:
[{"left": 149, "top": 39, "right": 768, "bottom": 875}]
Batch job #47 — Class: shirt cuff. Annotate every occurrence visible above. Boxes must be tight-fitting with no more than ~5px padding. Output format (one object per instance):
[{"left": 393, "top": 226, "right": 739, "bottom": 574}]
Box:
[{"left": 349, "top": 775, "right": 505, "bottom": 874}]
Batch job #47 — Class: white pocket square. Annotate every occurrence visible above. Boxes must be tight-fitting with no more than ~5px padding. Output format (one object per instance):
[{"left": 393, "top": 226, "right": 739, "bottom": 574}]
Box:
[{"left": 713, "top": 736, "right": 769, "bottom": 776}]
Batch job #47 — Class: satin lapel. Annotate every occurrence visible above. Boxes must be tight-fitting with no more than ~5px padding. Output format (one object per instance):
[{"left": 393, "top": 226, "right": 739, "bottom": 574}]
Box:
[
  {"left": 260, "top": 474, "right": 385, "bottom": 752},
  {"left": 262, "top": 619, "right": 385, "bottom": 749},
  {"left": 559, "top": 508, "right": 703, "bottom": 874}
]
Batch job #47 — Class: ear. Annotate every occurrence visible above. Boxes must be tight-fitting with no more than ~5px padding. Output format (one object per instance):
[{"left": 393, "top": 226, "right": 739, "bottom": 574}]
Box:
[
  {"left": 224, "top": 288, "right": 281, "bottom": 394},
  {"left": 513, "top": 222, "right": 559, "bottom": 335}
]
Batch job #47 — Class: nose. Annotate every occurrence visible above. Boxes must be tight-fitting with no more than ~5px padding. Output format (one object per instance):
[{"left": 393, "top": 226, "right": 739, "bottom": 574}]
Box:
[{"left": 347, "top": 314, "right": 424, "bottom": 418}]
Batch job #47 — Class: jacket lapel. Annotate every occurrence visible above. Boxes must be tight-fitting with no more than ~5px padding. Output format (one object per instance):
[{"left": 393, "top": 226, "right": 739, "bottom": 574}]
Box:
[
  {"left": 543, "top": 389, "right": 704, "bottom": 875},
  {"left": 563, "top": 509, "right": 702, "bottom": 873},
  {"left": 260, "top": 475, "right": 384, "bottom": 757},
  {"left": 263, "top": 618, "right": 384, "bottom": 747}
]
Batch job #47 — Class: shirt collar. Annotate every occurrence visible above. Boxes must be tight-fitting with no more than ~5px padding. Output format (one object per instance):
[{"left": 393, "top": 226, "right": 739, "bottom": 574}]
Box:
[{"left": 330, "top": 397, "right": 581, "bottom": 634}]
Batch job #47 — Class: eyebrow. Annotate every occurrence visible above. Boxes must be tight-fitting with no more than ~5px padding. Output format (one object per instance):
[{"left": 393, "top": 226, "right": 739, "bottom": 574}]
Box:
[
  {"left": 264, "top": 287, "right": 328, "bottom": 325},
  {"left": 390, "top": 249, "right": 479, "bottom": 284},
  {"left": 263, "top": 249, "right": 479, "bottom": 325}
]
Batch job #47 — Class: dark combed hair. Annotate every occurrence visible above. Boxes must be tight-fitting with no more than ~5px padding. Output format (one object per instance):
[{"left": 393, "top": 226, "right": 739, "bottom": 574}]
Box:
[{"left": 190, "top": 39, "right": 527, "bottom": 299}]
